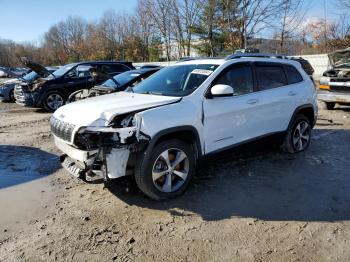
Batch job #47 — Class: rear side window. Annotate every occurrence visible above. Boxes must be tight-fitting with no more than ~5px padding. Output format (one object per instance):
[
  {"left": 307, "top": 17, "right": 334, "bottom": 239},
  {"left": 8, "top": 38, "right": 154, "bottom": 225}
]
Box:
[
  {"left": 109, "top": 64, "right": 130, "bottom": 73},
  {"left": 284, "top": 65, "right": 303, "bottom": 84},
  {"left": 98, "top": 64, "right": 130, "bottom": 74},
  {"left": 255, "top": 64, "right": 287, "bottom": 90}
]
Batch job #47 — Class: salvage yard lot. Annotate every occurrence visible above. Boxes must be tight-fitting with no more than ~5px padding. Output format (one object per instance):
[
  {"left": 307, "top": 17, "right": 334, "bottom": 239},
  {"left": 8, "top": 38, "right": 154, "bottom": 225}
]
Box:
[{"left": 0, "top": 101, "right": 350, "bottom": 261}]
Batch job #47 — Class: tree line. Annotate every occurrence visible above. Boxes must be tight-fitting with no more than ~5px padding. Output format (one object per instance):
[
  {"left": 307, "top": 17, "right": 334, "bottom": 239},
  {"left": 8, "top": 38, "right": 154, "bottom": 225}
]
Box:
[{"left": 1, "top": 0, "right": 350, "bottom": 67}]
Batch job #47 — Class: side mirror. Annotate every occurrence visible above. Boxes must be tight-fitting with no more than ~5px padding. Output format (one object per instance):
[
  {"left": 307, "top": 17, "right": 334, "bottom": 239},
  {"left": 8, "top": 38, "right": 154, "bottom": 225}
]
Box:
[{"left": 210, "top": 84, "right": 233, "bottom": 97}]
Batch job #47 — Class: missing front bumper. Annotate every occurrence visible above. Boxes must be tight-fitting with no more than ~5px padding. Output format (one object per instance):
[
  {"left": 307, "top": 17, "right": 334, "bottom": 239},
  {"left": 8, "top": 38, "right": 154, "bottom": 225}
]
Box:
[{"left": 56, "top": 136, "right": 131, "bottom": 181}]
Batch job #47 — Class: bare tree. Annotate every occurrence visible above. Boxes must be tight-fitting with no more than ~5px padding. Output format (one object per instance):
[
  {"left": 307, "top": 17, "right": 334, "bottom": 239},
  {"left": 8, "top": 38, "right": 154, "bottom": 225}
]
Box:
[
  {"left": 275, "top": 0, "right": 306, "bottom": 53},
  {"left": 237, "top": 0, "right": 281, "bottom": 49},
  {"left": 176, "top": 0, "right": 204, "bottom": 56},
  {"left": 143, "top": 0, "right": 173, "bottom": 61}
]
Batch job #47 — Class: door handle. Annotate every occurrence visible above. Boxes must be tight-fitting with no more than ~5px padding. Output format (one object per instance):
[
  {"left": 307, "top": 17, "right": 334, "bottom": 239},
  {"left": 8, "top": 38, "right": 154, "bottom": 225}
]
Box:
[
  {"left": 247, "top": 99, "right": 259, "bottom": 104},
  {"left": 288, "top": 91, "right": 297, "bottom": 96}
]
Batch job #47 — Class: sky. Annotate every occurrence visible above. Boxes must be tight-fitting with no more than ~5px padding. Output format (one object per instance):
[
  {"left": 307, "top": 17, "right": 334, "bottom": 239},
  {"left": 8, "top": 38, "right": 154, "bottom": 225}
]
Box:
[
  {"left": 0, "top": 0, "right": 138, "bottom": 43},
  {"left": 0, "top": 0, "right": 341, "bottom": 44}
]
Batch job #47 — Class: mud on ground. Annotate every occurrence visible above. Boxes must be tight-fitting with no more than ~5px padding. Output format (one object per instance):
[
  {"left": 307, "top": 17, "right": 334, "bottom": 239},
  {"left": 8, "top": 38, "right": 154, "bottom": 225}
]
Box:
[{"left": 0, "top": 101, "right": 350, "bottom": 261}]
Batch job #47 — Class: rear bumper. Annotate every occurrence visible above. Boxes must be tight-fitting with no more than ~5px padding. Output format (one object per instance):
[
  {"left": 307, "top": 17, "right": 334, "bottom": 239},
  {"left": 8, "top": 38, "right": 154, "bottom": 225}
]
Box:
[{"left": 318, "top": 91, "right": 350, "bottom": 104}]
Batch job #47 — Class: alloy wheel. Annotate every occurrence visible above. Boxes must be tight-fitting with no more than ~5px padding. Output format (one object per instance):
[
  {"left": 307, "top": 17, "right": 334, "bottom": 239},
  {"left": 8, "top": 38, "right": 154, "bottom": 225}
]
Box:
[
  {"left": 292, "top": 121, "right": 310, "bottom": 151},
  {"left": 47, "top": 93, "right": 64, "bottom": 110},
  {"left": 152, "top": 148, "right": 189, "bottom": 193}
]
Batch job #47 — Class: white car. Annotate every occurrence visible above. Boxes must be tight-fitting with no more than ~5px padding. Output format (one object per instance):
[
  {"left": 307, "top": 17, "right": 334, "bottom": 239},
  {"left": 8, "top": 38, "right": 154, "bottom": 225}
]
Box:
[{"left": 51, "top": 55, "right": 318, "bottom": 200}]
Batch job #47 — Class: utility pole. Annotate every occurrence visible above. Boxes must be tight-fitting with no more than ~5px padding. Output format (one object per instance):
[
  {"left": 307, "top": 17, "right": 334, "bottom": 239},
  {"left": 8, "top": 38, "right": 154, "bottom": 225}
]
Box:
[{"left": 243, "top": 0, "right": 247, "bottom": 49}]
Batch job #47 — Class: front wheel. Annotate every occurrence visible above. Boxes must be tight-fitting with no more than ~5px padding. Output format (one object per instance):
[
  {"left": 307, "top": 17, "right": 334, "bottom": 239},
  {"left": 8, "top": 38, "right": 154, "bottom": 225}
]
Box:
[
  {"left": 9, "top": 89, "right": 15, "bottom": 102},
  {"left": 282, "top": 115, "right": 312, "bottom": 153},
  {"left": 43, "top": 91, "right": 65, "bottom": 112},
  {"left": 135, "top": 139, "right": 195, "bottom": 200},
  {"left": 323, "top": 102, "right": 335, "bottom": 110}
]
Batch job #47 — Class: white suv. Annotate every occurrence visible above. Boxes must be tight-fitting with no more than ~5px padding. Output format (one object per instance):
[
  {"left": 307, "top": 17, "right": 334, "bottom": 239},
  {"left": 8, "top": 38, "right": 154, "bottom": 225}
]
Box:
[{"left": 51, "top": 55, "right": 318, "bottom": 200}]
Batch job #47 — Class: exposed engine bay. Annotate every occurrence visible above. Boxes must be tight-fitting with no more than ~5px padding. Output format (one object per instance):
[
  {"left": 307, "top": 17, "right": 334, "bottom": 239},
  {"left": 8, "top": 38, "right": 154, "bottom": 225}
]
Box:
[{"left": 52, "top": 112, "right": 150, "bottom": 182}]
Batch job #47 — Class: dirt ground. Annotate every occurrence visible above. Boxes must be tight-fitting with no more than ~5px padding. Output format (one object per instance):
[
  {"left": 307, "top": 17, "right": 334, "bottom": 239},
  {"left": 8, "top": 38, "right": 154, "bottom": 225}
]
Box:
[{"left": 0, "top": 90, "right": 350, "bottom": 261}]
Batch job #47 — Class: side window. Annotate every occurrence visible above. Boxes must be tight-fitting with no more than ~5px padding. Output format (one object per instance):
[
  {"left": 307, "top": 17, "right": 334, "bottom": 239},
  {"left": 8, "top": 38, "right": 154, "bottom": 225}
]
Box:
[
  {"left": 110, "top": 64, "right": 130, "bottom": 73},
  {"left": 67, "top": 65, "right": 91, "bottom": 78},
  {"left": 255, "top": 64, "right": 287, "bottom": 90},
  {"left": 285, "top": 65, "right": 303, "bottom": 84},
  {"left": 213, "top": 65, "right": 254, "bottom": 96}
]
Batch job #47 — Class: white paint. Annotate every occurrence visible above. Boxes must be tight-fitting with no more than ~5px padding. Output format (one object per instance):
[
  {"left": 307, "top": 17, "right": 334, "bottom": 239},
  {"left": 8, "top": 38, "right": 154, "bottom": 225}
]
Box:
[
  {"left": 53, "top": 57, "right": 317, "bottom": 178},
  {"left": 106, "top": 148, "right": 130, "bottom": 179}
]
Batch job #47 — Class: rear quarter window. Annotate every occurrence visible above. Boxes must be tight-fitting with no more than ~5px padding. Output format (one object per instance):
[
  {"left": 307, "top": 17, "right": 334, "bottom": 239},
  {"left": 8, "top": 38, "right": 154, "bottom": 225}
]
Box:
[
  {"left": 255, "top": 64, "right": 287, "bottom": 90},
  {"left": 284, "top": 65, "right": 303, "bottom": 84}
]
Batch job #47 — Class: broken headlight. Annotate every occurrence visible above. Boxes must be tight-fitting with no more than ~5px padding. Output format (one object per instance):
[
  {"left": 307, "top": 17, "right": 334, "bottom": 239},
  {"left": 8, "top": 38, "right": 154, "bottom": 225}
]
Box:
[{"left": 74, "top": 129, "right": 102, "bottom": 150}]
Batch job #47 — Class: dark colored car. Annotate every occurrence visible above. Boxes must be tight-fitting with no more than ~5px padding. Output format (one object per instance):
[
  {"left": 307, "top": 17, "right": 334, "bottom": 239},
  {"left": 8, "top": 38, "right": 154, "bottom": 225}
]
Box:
[
  {"left": 14, "top": 61, "right": 134, "bottom": 111},
  {"left": 67, "top": 67, "right": 161, "bottom": 103},
  {"left": 0, "top": 68, "right": 58, "bottom": 102}
]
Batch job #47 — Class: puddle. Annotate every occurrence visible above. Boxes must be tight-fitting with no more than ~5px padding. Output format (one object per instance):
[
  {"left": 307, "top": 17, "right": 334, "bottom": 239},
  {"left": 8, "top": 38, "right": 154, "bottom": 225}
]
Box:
[
  {"left": 0, "top": 145, "right": 61, "bottom": 232},
  {"left": 0, "top": 145, "right": 59, "bottom": 189}
]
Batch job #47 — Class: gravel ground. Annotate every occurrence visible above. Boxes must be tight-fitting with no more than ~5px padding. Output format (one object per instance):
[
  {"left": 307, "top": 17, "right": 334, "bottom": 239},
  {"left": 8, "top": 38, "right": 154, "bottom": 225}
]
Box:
[{"left": 0, "top": 101, "right": 350, "bottom": 261}]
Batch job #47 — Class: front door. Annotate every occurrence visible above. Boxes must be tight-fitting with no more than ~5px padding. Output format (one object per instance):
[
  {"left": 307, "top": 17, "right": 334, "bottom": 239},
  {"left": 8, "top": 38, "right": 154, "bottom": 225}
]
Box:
[{"left": 203, "top": 63, "right": 262, "bottom": 154}]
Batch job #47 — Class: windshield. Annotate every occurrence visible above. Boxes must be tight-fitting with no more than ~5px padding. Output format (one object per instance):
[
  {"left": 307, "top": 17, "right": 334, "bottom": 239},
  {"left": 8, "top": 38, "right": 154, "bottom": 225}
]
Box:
[
  {"left": 22, "top": 71, "right": 38, "bottom": 81},
  {"left": 52, "top": 63, "right": 76, "bottom": 77},
  {"left": 103, "top": 71, "right": 141, "bottom": 88},
  {"left": 132, "top": 64, "right": 218, "bottom": 96}
]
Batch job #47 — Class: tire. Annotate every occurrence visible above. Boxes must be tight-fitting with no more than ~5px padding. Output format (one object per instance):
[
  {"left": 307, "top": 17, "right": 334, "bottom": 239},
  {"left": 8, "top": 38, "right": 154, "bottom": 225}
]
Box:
[
  {"left": 43, "top": 91, "right": 65, "bottom": 112},
  {"left": 323, "top": 102, "right": 335, "bottom": 110},
  {"left": 135, "top": 139, "right": 195, "bottom": 200},
  {"left": 9, "top": 89, "right": 15, "bottom": 102},
  {"left": 282, "top": 114, "right": 312, "bottom": 153}
]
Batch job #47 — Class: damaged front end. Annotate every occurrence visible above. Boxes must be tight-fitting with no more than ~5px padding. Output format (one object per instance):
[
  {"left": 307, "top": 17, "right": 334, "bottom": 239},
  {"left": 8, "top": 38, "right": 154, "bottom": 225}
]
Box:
[
  {"left": 51, "top": 113, "right": 149, "bottom": 182},
  {"left": 318, "top": 48, "right": 350, "bottom": 104},
  {"left": 14, "top": 79, "right": 47, "bottom": 107}
]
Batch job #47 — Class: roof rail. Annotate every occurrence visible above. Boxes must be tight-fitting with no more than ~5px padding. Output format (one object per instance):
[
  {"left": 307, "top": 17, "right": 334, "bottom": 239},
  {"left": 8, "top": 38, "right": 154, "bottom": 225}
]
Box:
[
  {"left": 225, "top": 53, "right": 288, "bottom": 60},
  {"left": 177, "top": 56, "right": 225, "bottom": 63}
]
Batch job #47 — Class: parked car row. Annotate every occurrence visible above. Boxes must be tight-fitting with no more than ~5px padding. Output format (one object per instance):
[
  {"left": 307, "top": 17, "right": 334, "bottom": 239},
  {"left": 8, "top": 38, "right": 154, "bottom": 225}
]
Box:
[
  {"left": 48, "top": 54, "right": 318, "bottom": 200},
  {"left": 0, "top": 67, "right": 58, "bottom": 102},
  {"left": 0, "top": 66, "right": 29, "bottom": 78},
  {"left": 14, "top": 60, "right": 135, "bottom": 111}
]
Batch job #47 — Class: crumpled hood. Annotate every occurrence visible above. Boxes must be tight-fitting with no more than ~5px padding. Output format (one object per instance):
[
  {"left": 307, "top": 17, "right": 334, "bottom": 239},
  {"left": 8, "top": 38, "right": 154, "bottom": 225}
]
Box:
[
  {"left": 329, "top": 48, "right": 350, "bottom": 67},
  {"left": 54, "top": 91, "right": 181, "bottom": 127},
  {"left": 23, "top": 60, "right": 51, "bottom": 78}
]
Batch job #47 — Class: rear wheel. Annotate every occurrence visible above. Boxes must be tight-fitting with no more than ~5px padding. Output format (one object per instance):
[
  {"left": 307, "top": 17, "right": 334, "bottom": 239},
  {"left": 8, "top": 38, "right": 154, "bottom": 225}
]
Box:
[
  {"left": 44, "top": 91, "right": 65, "bottom": 112},
  {"left": 135, "top": 139, "right": 195, "bottom": 200},
  {"left": 282, "top": 115, "right": 311, "bottom": 153}
]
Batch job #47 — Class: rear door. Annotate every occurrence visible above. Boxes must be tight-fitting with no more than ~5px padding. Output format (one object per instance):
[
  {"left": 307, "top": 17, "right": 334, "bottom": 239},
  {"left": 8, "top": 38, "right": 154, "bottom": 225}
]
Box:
[{"left": 252, "top": 62, "right": 299, "bottom": 135}]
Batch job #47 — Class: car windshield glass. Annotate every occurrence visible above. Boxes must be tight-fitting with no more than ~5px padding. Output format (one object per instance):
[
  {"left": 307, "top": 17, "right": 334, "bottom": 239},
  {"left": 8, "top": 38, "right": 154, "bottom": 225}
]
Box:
[
  {"left": 102, "top": 71, "right": 141, "bottom": 88},
  {"left": 132, "top": 64, "right": 218, "bottom": 96},
  {"left": 52, "top": 64, "right": 76, "bottom": 77},
  {"left": 22, "top": 71, "right": 38, "bottom": 81}
]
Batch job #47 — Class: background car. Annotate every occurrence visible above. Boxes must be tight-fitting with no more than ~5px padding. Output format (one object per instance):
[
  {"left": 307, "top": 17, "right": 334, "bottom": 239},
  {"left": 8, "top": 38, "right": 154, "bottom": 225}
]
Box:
[
  {"left": 318, "top": 47, "right": 350, "bottom": 109},
  {"left": 67, "top": 67, "right": 161, "bottom": 103},
  {"left": 0, "top": 67, "right": 58, "bottom": 102},
  {"left": 14, "top": 60, "right": 135, "bottom": 111}
]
